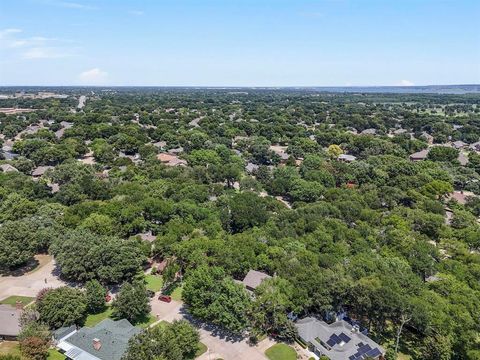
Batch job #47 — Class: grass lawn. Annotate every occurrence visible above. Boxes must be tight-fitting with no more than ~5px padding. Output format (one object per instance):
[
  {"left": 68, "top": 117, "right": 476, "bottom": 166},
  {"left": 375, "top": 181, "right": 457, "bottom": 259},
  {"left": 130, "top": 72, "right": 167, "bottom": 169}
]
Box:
[
  {"left": 170, "top": 284, "right": 183, "bottom": 301},
  {"left": 0, "top": 295, "right": 35, "bottom": 306},
  {"left": 145, "top": 274, "right": 163, "bottom": 292},
  {"left": 85, "top": 306, "right": 113, "bottom": 327},
  {"left": 47, "top": 348, "right": 66, "bottom": 359},
  {"left": 265, "top": 343, "right": 297, "bottom": 360},
  {"left": 0, "top": 341, "right": 21, "bottom": 357},
  {"left": 151, "top": 320, "right": 169, "bottom": 329},
  {"left": 195, "top": 342, "right": 208, "bottom": 358},
  {"left": 136, "top": 313, "right": 157, "bottom": 328}
]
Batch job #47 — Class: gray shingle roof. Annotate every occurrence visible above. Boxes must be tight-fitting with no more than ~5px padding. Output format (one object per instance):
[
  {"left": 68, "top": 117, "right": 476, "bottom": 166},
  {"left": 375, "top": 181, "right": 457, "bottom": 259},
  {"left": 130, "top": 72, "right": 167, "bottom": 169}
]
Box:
[
  {"left": 0, "top": 304, "right": 22, "bottom": 337},
  {"left": 296, "top": 317, "right": 385, "bottom": 360},
  {"left": 242, "top": 270, "right": 271, "bottom": 291},
  {"left": 61, "top": 319, "right": 141, "bottom": 360}
]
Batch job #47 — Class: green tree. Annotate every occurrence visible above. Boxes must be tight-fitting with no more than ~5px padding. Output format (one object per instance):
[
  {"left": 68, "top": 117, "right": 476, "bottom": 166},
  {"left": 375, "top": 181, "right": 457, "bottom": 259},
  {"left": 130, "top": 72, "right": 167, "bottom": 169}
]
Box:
[
  {"left": 112, "top": 281, "right": 151, "bottom": 324},
  {"left": 37, "top": 287, "right": 87, "bottom": 328},
  {"left": 51, "top": 229, "right": 146, "bottom": 283},
  {"left": 85, "top": 279, "right": 106, "bottom": 313},
  {"left": 122, "top": 320, "right": 199, "bottom": 360},
  {"left": 183, "top": 266, "right": 251, "bottom": 334},
  {"left": 250, "top": 277, "right": 298, "bottom": 341}
]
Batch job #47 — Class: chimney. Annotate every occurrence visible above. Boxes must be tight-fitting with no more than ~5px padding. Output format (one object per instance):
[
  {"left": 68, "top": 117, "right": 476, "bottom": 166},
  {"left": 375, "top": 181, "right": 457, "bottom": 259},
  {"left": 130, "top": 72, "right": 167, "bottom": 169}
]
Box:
[
  {"left": 93, "top": 338, "right": 101, "bottom": 351},
  {"left": 15, "top": 301, "right": 24, "bottom": 310}
]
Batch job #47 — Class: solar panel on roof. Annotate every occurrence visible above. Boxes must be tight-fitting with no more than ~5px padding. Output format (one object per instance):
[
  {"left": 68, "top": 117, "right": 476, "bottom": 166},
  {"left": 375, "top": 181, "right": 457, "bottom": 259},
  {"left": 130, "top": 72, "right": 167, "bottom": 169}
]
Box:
[
  {"left": 327, "top": 338, "right": 337, "bottom": 347},
  {"left": 358, "top": 344, "right": 372, "bottom": 356},
  {"left": 349, "top": 356, "right": 356, "bottom": 360},
  {"left": 65, "top": 348, "right": 83, "bottom": 359},
  {"left": 365, "top": 348, "right": 382, "bottom": 358},
  {"left": 339, "top": 332, "right": 351, "bottom": 343}
]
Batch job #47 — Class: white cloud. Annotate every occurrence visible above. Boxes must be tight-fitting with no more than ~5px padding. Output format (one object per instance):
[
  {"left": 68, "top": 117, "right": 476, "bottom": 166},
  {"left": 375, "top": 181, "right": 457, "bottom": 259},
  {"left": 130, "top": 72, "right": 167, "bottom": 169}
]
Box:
[
  {"left": 397, "top": 79, "right": 415, "bottom": 86},
  {"left": 78, "top": 68, "right": 108, "bottom": 84},
  {"left": 22, "top": 47, "right": 74, "bottom": 59},
  {"left": 0, "top": 28, "right": 22, "bottom": 38},
  {"left": 57, "top": 2, "right": 97, "bottom": 10},
  {"left": 0, "top": 28, "right": 78, "bottom": 59},
  {"left": 129, "top": 10, "right": 144, "bottom": 16}
]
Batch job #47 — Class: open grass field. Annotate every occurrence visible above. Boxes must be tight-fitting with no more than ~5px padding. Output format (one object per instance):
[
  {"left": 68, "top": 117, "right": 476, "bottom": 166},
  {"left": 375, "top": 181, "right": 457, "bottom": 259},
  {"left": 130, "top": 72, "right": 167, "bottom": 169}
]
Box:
[{"left": 265, "top": 343, "right": 297, "bottom": 360}]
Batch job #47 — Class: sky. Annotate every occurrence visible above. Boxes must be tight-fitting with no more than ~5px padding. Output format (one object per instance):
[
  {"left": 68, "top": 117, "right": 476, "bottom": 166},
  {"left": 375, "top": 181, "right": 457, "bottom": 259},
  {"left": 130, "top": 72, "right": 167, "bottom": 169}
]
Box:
[{"left": 0, "top": 0, "right": 479, "bottom": 86}]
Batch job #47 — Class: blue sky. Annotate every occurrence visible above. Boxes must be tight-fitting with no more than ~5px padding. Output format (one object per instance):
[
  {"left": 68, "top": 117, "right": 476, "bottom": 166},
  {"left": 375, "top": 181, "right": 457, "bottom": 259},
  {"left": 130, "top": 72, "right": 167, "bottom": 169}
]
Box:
[{"left": 0, "top": 0, "right": 479, "bottom": 86}]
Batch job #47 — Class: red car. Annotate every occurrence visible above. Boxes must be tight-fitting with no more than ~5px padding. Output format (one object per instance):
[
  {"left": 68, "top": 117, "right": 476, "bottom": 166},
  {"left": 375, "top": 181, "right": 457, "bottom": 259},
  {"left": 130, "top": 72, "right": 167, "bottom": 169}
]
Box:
[
  {"left": 158, "top": 294, "right": 172, "bottom": 303},
  {"left": 105, "top": 293, "right": 112, "bottom": 302}
]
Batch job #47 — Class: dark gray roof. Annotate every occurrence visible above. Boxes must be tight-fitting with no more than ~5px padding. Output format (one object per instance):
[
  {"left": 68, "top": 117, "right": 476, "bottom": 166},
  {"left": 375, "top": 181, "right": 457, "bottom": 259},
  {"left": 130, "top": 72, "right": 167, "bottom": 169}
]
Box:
[
  {"left": 53, "top": 325, "right": 77, "bottom": 341},
  {"left": 63, "top": 319, "right": 141, "bottom": 360}
]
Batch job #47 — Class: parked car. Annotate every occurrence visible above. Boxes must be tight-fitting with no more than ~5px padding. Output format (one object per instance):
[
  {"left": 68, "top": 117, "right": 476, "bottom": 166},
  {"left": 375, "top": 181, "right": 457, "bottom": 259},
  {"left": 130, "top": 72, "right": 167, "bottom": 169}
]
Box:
[
  {"left": 105, "top": 293, "right": 112, "bottom": 302},
  {"left": 158, "top": 294, "right": 172, "bottom": 303}
]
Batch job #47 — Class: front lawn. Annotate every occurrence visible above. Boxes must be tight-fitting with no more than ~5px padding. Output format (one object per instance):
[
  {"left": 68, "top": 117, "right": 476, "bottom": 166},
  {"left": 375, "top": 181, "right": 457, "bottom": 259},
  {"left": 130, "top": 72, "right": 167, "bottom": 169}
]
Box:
[
  {"left": 265, "top": 343, "right": 297, "bottom": 360},
  {"left": 136, "top": 313, "right": 157, "bottom": 328},
  {"left": 195, "top": 342, "right": 208, "bottom": 358},
  {"left": 145, "top": 274, "right": 164, "bottom": 292},
  {"left": 0, "top": 295, "right": 35, "bottom": 306},
  {"left": 170, "top": 285, "right": 183, "bottom": 301},
  {"left": 85, "top": 306, "right": 113, "bottom": 327},
  {"left": 0, "top": 341, "right": 21, "bottom": 357},
  {"left": 48, "top": 348, "right": 66, "bottom": 359}
]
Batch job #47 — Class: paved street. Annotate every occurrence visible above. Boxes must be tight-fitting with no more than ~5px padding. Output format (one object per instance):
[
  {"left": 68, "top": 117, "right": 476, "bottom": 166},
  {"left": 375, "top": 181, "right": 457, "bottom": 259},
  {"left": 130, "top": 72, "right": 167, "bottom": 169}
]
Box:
[{"left": 0, "top": 255, "right": 66, "bottom": 301}]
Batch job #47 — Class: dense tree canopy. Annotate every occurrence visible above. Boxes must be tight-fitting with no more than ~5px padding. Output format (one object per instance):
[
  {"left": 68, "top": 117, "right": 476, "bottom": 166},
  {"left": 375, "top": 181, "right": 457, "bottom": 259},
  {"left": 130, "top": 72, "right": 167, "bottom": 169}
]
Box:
[{"left": 0, "top": 88, "right": 479, "bottom": 358}]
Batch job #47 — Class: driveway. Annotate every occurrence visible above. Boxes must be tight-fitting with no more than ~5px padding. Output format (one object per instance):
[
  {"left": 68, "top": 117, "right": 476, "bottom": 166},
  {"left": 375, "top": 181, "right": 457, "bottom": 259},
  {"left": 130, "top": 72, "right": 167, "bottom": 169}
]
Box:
[
  {"left": 0, "top": 255, "right": 66, "bottom": 301},
  {"left": 197, "top": 330, "right": 272, "bottom": 360},
  {"left": 149, "top": 296, "right": 270, "bottom": 360}
]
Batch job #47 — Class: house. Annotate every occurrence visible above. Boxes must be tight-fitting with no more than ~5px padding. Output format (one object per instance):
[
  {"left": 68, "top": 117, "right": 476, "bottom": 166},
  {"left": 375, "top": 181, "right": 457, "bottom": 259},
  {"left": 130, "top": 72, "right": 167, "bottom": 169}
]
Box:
[
  {"left": 32, "top": 165, "right": 54, "bottom": 178},
  {"left": 167, "top": 147, "right": 184, "bottom": 155},
  {"left": 452, "top": 140, "right": 467, "bottom": 149},
  {"left": 0, "top": 164, "right": 18, "bottom": 172},
  {"left": 135, "top": 231, "right": 156, "bottom": 243},
  {"left": 447, "top": 190, "right": 477, "bottom": 205},
  {"left": 296, "top": 317, "right": 385, "bottom": 360},
  {"left": 156, "top": 153, "right": 187, "bottom": 167},
  {"left": 409, "top": 149, "right": 429, "bottom": 161},
  {"left": 152, "top": 141, "right": 167, "bottom": 149},
  {"left": 55, "top": 319, "right": 141, "bottom": 360},
  {"left": 470, "top": 141, "right": 480, "bottom": 152},
  {"left": 270, "top": 145, "right": 290, "bottom": 162},
  {"left": 338, "top": 154, "right": 356, "bottom": 162},
  {"left": 360, "top": 128, "right": 377, "bottom": 135},
  {"left": 420, "top": 132, "right": 434, "bottom": 145},
  {"left": 458, "top": 152, "right": 469, "bottom": 166},
  {"left": 0, "top": 303, "right": 23, "bottom": 340},
  {"left": 245, "top": 162, "right": 259, "bottom": 174},
  {"left": 242, "top": 270, "right": 271, "bottom": 292}
]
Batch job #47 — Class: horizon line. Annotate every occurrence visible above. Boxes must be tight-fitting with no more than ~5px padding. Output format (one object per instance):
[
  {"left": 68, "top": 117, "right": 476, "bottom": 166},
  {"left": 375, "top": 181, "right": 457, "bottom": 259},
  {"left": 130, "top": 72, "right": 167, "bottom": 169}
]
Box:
[{"left": 0, "top": 84, "right": 479, "bottom": 88}]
